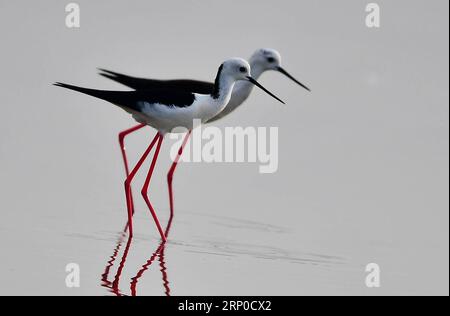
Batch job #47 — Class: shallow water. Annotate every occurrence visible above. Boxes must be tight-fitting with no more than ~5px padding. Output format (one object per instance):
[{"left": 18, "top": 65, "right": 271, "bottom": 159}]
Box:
[{"left": 72, "top": 212, "right": 353, "bottom": 296}]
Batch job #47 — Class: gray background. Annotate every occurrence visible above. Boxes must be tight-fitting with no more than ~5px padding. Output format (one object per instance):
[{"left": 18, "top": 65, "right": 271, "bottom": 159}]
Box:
[{"left": 0, "top": 0, "right": 448, "bottom": 295}]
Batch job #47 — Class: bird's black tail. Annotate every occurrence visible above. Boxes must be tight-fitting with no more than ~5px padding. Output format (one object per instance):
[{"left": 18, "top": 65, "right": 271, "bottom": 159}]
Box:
[
  {"left": 97, "top": 68, "right": 127, "bottom": 81},
  {"left": 53, "top": 82, "right": 117, "bottom": 103},
  {"left": 53, "top": 82, "right": 145, "bottom": 113}
]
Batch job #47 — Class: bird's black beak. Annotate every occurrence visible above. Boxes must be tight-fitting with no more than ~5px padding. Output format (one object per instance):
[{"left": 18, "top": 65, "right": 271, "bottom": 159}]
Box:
[
  {"left": 277, "top": 66, "right": 311, "bottom": 92},
  {"left": 246, "top": 76, "right": 285, "bottom": 104}
]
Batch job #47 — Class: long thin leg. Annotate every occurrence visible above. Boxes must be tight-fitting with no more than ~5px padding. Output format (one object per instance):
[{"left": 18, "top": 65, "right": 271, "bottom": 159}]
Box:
[
  {"left": 167, "top": 131, "right": 191, "bottom": 225},
  {"left": 141, "top": 135, "right": 166, "bottom": 241},
  {"left": 119, "top": 123, "right": 146, "bottom": 216},
  {"left": 125, "top": 132, "right": 161, "bottom": 237}
]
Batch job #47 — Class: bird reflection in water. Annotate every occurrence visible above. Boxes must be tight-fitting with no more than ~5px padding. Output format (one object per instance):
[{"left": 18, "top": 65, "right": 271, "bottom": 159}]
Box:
[{"left": 101, "top": 216, "right": 173, "bottom": 296}]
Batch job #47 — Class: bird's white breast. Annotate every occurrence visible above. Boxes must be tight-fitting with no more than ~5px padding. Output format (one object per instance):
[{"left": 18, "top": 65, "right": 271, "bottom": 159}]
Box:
[
  {"left": 132, "top": 95, "right": 225, "bottom": 134},
  {"left": 208, "top": 80, "right": 254, "bottom": 122}
]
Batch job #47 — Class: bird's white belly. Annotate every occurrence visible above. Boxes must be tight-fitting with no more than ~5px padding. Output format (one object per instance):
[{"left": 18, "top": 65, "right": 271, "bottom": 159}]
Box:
[{"left": 132, "top": 99, "right": 218, "bottom": 134}]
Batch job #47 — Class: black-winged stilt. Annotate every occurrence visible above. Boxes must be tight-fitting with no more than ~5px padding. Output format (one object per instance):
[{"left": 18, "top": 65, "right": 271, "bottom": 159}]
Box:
[
  {"left": 99, "top": 49, "right": 309, "bottom": 222},
  {"left": 99, "top": 49, "right": 309, "bottom": 122},
  {"left": 54, "top": 58, "right": 284, "bottom": 242}
]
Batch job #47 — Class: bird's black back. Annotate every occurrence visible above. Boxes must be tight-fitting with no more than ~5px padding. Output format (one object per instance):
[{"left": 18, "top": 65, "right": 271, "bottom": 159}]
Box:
[{"left": 98, "top": 69, "right": 214, "bottom": 95}]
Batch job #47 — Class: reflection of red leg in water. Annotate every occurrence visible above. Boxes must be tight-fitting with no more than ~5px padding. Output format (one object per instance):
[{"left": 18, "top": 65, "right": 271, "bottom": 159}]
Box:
[
  {"left": 111, "top": 236, "right": 133, "bottom": 296},
  {"left": 159, "top": 245, "right": 170, "bottom": 296},
  {"left": 102, "top": 211, "right": 174, "bottom": 296},
  {"left": 101, "top": 233, "right": 123, "bottom": 291},
  {"left": 101, "top": 229, "right": 128, "bottom": 296},
  {"left": 130, "top": 211, "right": 175, "bottom": 296}
]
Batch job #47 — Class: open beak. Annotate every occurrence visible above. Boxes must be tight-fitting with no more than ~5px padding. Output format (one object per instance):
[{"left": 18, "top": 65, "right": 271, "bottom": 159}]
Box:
[
  {"left": 247, "top": 76, "right": 285, "bottom": 104},
  {"left": 277, "top": 66, "right": 311, "bottom": 92}
]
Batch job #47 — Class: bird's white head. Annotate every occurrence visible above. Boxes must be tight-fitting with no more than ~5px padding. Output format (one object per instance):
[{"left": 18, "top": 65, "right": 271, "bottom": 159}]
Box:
[
  {"left": 250, "top": 48, "right": 311, "bottom": 92},
  {"left": 250, "top": 48, "right": 282, "bottom": 71},
  {"left": 213, "top": 58, "right": 285, "bottom": 104},
  {"left": 220, "top": 58, "right": 252, "bottom": 81}
]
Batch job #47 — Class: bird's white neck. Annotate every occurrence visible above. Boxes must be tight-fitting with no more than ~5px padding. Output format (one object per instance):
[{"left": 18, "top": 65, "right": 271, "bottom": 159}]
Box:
[
  {"left": 201, "top": 75, "right": 236, "bottom": 122},
  {"left": 213, "top": 75, "right": 236, "bottom": 104},
  {"left": 249, "top": 59, "right": 266, "bottom": 80}
]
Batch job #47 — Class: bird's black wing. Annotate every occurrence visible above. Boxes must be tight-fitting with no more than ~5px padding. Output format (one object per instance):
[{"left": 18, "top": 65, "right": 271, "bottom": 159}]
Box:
[
  {"left": 54, "top": 82, "right": 196, "bottom": 110},
  {"left": 98, "top": 68, "right": 215, "bottom": 95}
]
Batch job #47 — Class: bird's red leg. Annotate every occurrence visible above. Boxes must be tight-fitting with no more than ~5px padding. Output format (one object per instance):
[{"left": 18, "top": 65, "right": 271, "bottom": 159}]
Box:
[
  {"left": 141, "top": 135, "right": 166, "bottom": 242},
  {"left": 124, "top": 132, "right": 160, "bottom": 237},
  {"left": 119, "top": 124, "right": 146, "bottom": 217},
  {"left": 167, "top": 130, "right": 191, "bottom": 229}
]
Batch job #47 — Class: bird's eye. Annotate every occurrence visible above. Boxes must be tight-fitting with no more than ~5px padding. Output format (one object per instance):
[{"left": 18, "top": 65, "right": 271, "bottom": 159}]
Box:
[
  {"left": 267, "top": 57, "right": 276, "bottom": 63},
  {"left": 239, "top": 67, "right": 247, "bottom": 73}
]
